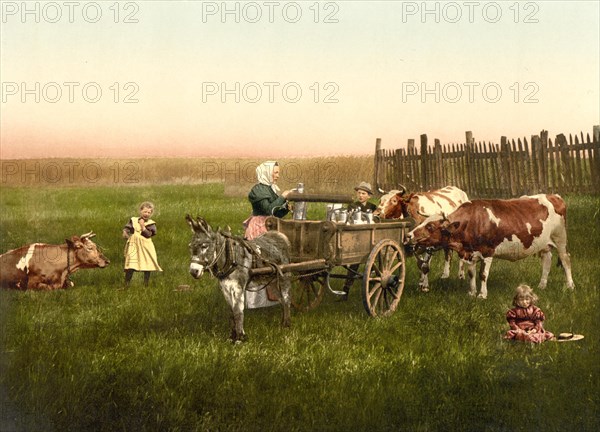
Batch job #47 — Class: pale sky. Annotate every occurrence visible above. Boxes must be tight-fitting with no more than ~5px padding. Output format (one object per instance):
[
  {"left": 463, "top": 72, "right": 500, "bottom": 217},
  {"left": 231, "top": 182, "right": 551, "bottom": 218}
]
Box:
[{"left": 1, "top": 0, "right": 599, "bottom": 159}]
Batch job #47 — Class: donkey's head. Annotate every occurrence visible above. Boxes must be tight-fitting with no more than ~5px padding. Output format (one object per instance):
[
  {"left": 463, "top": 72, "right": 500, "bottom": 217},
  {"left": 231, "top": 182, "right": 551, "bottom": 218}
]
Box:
[{"left": 186, "top": 214, "right": 220, "bottom": 279}]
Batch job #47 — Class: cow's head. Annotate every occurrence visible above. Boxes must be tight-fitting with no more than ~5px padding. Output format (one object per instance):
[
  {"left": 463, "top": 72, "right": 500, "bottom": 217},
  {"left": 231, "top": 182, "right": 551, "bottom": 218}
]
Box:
[
  {"left": 66, "top": 232, "right": 110, "bottom": 268},
  {"left": 186, "top": 214, "right": 218, "bottom": 279},
  {"left": 405, "top": 214, "right": 459, "bottom": 249},
  {"left": 374, "top": 185, "right": 409, "bottom": 219}
]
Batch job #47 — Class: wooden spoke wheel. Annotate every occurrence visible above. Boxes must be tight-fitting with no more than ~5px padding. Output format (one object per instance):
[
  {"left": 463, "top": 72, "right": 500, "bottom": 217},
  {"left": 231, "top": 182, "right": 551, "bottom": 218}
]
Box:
[
  {"left": 362, "top": 239, "right": 406, "bottom": 317},
  {"left": 291, "top": 272, "right": 326, "bottom": 312}
]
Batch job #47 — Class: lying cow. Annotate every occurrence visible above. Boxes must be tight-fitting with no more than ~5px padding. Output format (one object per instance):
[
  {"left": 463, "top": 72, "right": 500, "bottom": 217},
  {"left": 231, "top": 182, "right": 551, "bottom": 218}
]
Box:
[
  {"left": 375, "top": 185, "right": 469, "bottom": 291},
  {"left": 405, "top": 194, "right": 575, "bottom": 299},
  {"left": 0, "top": 232, "right": 109, "bottom": 290}
]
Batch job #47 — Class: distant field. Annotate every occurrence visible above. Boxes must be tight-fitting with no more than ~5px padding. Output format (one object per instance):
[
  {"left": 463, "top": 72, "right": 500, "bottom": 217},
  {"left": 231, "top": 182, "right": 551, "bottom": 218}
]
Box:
[
  {"left": 0, "top": 180, "right": 599, "bottom": 431},
  {"left": 0, "top": 156, "right": 375, "bottom": 195}
]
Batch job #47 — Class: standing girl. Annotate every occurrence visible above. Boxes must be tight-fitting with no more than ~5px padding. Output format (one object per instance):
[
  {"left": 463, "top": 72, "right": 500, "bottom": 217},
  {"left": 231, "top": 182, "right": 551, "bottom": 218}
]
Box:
[
  {"left": 503, "top": 284, "right": 555, "bottom": 343},
  {"left": 122, "top": 201, "right": 162, "bottom": 287}
]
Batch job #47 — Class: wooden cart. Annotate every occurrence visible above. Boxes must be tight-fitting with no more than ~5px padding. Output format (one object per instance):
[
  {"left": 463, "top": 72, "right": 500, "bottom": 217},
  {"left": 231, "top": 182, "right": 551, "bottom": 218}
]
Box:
[{"left": 255, "top": 214, "right": 413, "bottom": 317}]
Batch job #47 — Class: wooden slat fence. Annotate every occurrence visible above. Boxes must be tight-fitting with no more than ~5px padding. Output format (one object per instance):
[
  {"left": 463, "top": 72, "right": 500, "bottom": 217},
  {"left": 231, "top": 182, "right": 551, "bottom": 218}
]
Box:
[{"left": 374, "top": 126, "right": 600, "bottom": 198}]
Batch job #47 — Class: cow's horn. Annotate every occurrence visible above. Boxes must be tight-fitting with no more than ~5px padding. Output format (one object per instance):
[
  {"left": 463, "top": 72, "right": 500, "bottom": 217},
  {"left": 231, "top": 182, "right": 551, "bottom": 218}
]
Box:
[
  {"left": 397, "top": 184, "right": 407, "bottom": 195},
  {"left": 80, "top": 231, "right": 95, "bottom": 240},
  {"left": 417, "top": 210, "right": 429, "bottom": 218},
  {"left": 377, "top": 187, "right": 387, "bottom": 195}
]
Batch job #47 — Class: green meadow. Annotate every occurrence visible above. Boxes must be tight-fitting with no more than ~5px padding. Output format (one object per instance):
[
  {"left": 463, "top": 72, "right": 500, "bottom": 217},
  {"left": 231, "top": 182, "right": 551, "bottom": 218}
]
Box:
[{"left": 0, "top": 177, "right": 599, "bottom": 431}]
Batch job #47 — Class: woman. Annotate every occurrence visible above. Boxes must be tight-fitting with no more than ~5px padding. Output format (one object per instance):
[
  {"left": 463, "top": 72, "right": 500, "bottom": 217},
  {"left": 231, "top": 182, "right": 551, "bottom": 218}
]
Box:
[
  {"left": 244, "top": 161, "right": 292, "bottom": 308},
  {"left": 244, "top": 161, "right": 292, "bottom": 240}
]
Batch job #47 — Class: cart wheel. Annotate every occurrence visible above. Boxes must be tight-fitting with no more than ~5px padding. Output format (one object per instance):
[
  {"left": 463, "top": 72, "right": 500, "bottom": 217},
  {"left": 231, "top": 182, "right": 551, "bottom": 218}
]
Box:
[
  {"left": 291, "top": 272, "right": 325, "bottom": 312},
  {"left": 362, "top": 239, "right": 406, "bottom": 317}
]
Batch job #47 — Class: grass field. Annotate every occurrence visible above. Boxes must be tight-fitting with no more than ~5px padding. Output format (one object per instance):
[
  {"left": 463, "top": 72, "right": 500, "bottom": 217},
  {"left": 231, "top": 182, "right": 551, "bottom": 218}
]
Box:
[{"left": 0, "top": 177, "right": 599, "bottom": 431}]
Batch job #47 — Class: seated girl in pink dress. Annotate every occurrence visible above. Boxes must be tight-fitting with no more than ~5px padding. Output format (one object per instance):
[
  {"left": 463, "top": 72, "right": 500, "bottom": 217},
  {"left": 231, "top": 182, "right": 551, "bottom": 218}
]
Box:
[{"left": 503, "top": 284, "right": 555, "bottom": 343}]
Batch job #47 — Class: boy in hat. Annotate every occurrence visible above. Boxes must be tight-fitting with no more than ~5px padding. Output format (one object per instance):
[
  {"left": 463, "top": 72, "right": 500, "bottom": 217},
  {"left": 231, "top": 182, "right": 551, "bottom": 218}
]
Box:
[
  {"left": 339, "top": 182, "right": 377, "bottom": 301},
  {"left": 348, "top": 181, "right": 377, "bottom": 213}
]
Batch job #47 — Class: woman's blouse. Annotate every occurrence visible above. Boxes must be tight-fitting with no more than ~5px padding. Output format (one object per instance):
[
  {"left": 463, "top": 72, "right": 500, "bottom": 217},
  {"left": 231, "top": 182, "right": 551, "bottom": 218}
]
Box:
[{"left": 248, "top": 184, "right": 289, "bottom": 218}]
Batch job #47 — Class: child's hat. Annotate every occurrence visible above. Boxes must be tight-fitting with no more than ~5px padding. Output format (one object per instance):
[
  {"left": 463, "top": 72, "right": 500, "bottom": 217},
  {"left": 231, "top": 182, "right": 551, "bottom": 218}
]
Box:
[
  {"left": 557, "top": 332, "right": 584, "bottom": 342},
  {"left": 354, "top": 181, "right": 373, "bottom": 195}
]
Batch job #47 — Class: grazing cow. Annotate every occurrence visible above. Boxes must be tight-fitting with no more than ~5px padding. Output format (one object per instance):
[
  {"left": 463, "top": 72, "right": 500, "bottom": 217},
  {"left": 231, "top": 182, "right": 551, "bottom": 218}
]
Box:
[
  {"left": 186, "top": 215, "right": 292, "bottom": 342},
  {"left": 405, "top": 194, "right": 575, "bottom": 299},
  {"left": 375, "top": 185, "right": 469, "bottom": 291},
  {"left": 0, "top": 232, "right": 109, "bottom": 290}
]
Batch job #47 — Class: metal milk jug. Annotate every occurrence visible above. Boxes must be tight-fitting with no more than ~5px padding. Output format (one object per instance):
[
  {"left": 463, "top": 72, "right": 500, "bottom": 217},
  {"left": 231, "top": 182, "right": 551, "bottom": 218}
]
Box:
[{"left": 292, "top": 183, "right": 307, "bottom": 220}]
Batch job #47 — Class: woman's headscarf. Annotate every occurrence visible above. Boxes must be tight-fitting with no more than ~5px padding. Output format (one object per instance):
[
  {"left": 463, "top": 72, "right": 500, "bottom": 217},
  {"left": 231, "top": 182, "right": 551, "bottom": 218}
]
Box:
[{"left": 256, "top": 161, "right": 280, "bottom": 194}]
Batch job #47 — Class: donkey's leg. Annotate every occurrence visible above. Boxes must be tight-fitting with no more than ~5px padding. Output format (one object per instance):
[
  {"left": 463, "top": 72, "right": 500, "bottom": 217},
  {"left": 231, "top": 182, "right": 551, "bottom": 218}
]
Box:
[
  {"left": 279, "top": 274, "right": 292, "bottom": 328},
  {"left": 221, "top": 278, "right": 247, "bottom": 342},
  {"left": 229, "top": 313, "right": 237, "bottom": 341},
  {"left": 232, "top": 284, "right": 246, "bottom": 342}
]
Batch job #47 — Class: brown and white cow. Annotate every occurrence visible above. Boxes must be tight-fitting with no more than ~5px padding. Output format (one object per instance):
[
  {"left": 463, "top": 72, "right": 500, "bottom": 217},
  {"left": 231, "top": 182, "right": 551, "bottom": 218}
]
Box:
[
  {"left": 405, "top": 194, "right": 575, "bottom": 299},
  {"left": 375, "top": 185, "right": 469, "bottom": 291},
  {"left": 0, "top": 232, "right": 109, "bottom": 290}
]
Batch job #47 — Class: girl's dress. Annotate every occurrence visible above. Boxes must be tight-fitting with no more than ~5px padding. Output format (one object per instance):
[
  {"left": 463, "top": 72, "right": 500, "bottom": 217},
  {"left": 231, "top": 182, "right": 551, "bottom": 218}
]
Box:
[
  {"left": 124, "top": 217, "right": 162, "bottom": 272},
  {"left": 503, "top": 305, "right": 554, "bottom": 343}
]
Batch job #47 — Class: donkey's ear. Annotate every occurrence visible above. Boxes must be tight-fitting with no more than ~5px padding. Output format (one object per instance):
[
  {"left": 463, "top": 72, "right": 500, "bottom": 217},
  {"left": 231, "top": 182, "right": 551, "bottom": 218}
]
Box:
[
  {"left": 196, "top": 217, "right": 212, "bottom": 233},
  {"left": 186, "top": 214, "right": 198, "bottom": 232}
]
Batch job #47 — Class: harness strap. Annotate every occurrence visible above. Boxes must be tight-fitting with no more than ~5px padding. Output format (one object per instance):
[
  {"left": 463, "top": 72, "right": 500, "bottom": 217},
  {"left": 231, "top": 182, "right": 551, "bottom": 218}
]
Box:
[
  {"left": 208, "top": 231, "right": 286, "bottom": 297},
  {"left": 209, "top": 236, "right": 236, "bottom": 279}
]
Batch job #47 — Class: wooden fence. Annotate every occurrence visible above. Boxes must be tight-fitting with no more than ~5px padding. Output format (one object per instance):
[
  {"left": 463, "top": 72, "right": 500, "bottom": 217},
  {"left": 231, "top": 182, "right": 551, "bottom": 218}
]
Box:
[{"left": 374, "top": 126, "right": 600, "bottom": 198}]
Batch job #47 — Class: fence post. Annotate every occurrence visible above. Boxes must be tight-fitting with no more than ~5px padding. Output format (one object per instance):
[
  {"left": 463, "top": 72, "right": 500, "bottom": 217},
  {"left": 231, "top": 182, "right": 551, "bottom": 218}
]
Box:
[
  {"left": 420, "top": 134, "right": 428, "bottom": 189},
  {"left": 540, "top": 131, "right": 547, "bottom": 191},
  {"left": 500, "top": 136, "right": 512, "bottom": 196},
  {"left": 434, "top": 139, "right": 443, "bottom": 188},
  {"left": 556, "top": 134, "right": 571, "bottom": 193},
  {"left": 593, "top": 126, "right": 600, "bottom": 194},
  {"left": 464, "top": 131, "right": 474, "bottom": 196},
  {"left": 374, "top": 138, "right": 382, "bottom": 192},
  {"left": 531, "top": 135, "right": 543, "bottom": 193}
]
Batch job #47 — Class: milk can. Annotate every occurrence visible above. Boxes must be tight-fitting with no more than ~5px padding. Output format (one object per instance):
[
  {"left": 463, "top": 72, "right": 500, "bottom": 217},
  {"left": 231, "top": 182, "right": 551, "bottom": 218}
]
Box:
[
  {"left": 327, "top": 203, "right": 343, "bottom": 221},
  {"left": 292, "top": 183, "right": 307, "bottom": 220}
]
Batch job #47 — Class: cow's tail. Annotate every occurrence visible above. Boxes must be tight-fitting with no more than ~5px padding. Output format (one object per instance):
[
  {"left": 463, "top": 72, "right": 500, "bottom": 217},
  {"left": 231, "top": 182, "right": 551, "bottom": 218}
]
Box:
[{"left": 557, "top": 256, "right": 563, "bottom": 268}]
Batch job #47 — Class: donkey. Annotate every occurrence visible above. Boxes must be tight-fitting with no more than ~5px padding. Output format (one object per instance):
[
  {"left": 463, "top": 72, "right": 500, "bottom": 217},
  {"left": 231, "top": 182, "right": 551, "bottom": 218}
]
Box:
[{"left": 186, "top": 215, "right": 293, "bottom": 342}]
